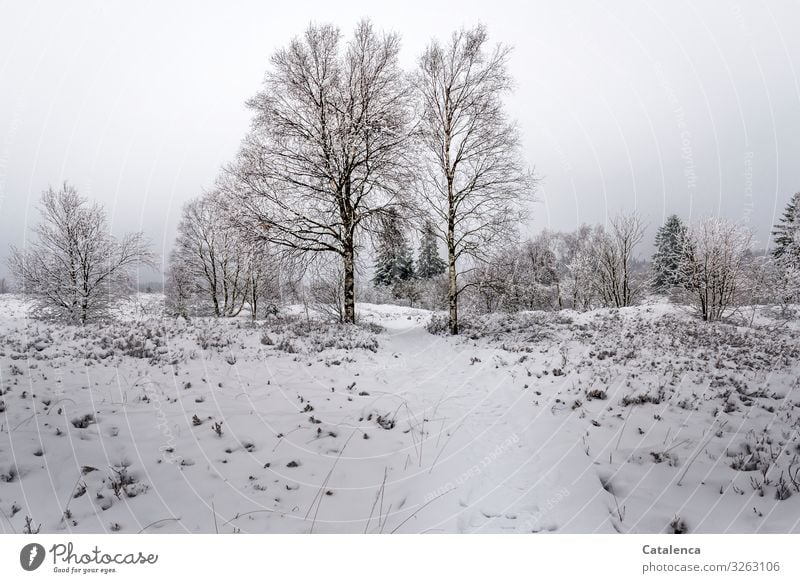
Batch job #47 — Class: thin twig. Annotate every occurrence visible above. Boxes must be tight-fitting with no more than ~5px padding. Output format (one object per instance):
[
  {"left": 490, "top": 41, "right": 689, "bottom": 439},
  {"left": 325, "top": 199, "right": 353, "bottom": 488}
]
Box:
[
  {"left": 364, "top": 467, "right": 388, "bottom": 534},
  {"left": 379, "top": 504, "right": 392, "bottom": 534},
  {"left": 307, "top": 431, "right": 357, "bottom": 533},
  {"left": 615, "top": 406, "right": 634, "bottom": 451},
  {"left": 221, "top": 509, "right": 278, "bottom": 527},
  {"left": 137, "top": 517, "right": 181, "bottom": 533},
  {"left": 677, "top": 421, "right": 717, "bottom": 486},
  {"left": 428, "top": 417, "right": 468, "bottom": 475},
  {"left": 390, "top": 489, "right": 454, "bottom": 534},
  {"left": 0, "top": 505, "right": 17, "bottom": 534}
]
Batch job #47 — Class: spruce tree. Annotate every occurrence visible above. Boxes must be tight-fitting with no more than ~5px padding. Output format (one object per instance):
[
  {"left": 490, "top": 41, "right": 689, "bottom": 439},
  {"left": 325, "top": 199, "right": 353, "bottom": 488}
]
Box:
[
  {"left": 652, "top": 214, "right": 688, "bottom": 291},
  {"left": 372, "top": 211, "right": 415, "bottom": 287},
  {"left": 772, "top": 192, "right": 800, "bottom": 266},
  {"left": 416, "top": 221, "right": 446, "bottom": 279}
]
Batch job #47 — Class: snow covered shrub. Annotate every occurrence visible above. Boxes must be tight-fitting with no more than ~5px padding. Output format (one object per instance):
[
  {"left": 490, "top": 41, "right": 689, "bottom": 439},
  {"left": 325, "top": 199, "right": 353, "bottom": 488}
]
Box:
[
  {"left": 276, "top": 338, "right": 298, "bottom": 353},
  {"left": 675, "top": 218, "right": 753, "bottom": 322},
  {"left": 8, "top": 184, "right": 153, "bottom": 323},
  {"left": 585, "top": 388, "right": 608, "bottom": 401},
  {"left": 357, "top": 321, "right": 385, "bottom": 335},
  {"left": 0, "top": 466, "right": 18, "bottom": 483},
  {"left": 425, "top": 314, "right": 450, "bottom": 335},
  {"left": 426, "top": 310, "right": 560, "bottom": 343},
  {"left": 417, "top": 274, "right": 449, "bottom": 310},
  {"left": 195, "top": 326, "right": 231, "bottom": 350},
  {"left": 306, "top": 327, "right": 378, "bottom": 353},
  {"left": 262, "top": 314, "right": 380, "bottom": 354},
  {"left": 669, "top": 516, "right": 688, "bottom": 534},
  {"left": 71, "top": 413, "right": 96, "bottom": 429}
]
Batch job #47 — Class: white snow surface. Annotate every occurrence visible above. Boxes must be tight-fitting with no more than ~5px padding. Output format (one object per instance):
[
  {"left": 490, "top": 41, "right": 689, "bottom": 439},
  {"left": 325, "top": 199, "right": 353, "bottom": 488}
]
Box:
[{"left": 1, "top": 294, "right": 799, "bottom": 534}]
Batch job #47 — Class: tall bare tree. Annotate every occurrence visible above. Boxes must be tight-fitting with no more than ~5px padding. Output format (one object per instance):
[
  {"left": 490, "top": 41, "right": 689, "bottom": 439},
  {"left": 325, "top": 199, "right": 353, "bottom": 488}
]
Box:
[
  {"left": 224, "top": 20, "right": 414, "bottom": 323},
  {"left": 168, "top": 192, "right": 277, "bottom": 318},
  {"left": 591, "top": 213, "right": 646, "bottom": 308},
  {"left": 414, "top": 25, "right": 533, "bottom": 334},
  {"left": 8, "top": 183, "right": 152, "bottom": 323}
]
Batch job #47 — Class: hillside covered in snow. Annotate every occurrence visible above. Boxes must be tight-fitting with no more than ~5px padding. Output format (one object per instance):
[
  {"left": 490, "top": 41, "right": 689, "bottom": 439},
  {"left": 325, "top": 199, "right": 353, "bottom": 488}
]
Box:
[{"left": 1, "top": 294, "right": 799, "bottom": 534}]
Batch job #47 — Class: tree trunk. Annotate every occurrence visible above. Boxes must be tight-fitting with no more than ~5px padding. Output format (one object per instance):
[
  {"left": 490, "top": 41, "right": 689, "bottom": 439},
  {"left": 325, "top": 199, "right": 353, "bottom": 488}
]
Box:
[
  {"left": 343, "top": 242, "right": 356, "bottom": 324},
  {"left": 447, "top": 222, "right": 458, "bottom": 335},
  {"left": 250, "top": 279, "right": 258, "bottom": 320}
]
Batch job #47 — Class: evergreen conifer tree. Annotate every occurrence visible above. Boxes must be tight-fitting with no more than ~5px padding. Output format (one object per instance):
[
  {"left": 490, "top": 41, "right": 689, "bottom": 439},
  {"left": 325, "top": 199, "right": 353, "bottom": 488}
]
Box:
[
  {"left": 416, "top": 221, "right": 447, "bottom": 279},
  {"left": 373, "top": 211, "right": 415, "bottom": 287},
  {"left": 652, "top": 214, "right": 688, "bottom": 291},
  {"left": 772, "top": 192, "right": 800, "bottom": 265}
]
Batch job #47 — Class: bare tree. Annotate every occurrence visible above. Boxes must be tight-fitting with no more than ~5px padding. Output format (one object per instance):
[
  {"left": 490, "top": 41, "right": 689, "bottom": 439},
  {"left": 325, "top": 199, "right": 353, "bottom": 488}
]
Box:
[
  {"left": 553, "top": 225, "right": 596, "bottom": 311},
  {"left": 164, "top": 248, "right": 194, "bottom": 319},
  {"left": 463, "top": 234, "right": 559, "bottom": 314},
  {"left": 0, "top": 277, "right": 8, "bottom": 294},
  {"left": 590, "top": 213, "right": 646, "bottom": 308},
  {"left": 677, "top": 217, "right": 752, "bottom": 321},
  {"left": 414, "top": 25, "right": 533, "bottom": 334},
  {"left": 224, "top": 20, "right": 414, "bottom": 324},
  {"left": 168, "top": 193, "right": 255, "bottom": 317},
  {"left": 243, "top": 243, "right": 292, "bottom": 320},
  {"left": 8, "top": 183, "right": 152, "bottom": 323},
  {"left": 308, "top": 258, "right": 347, "bottom": 323}
]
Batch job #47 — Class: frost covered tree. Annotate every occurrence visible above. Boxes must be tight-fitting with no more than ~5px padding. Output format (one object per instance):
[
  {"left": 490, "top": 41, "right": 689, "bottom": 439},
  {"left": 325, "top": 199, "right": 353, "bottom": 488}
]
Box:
[
  {"left": 415, "top": 25, "right": 533, "bottom": 334},
  {"left": 372, "top": 210, "right": 415, "bottom": 287},
  {"left": 514, "top": 233, "right": 560, "bottom": 310},
  {"left": 244, "top": 248, "right": 285, "bottom": 320},
  {"left": 8, "top": 183, "right": 152, "bottom": 323},
  {"left": 479, "top": 233, "right": 559, "bottom": 312},
  {"left": 590, "top": 213, "right": 646, "bottom": 308},
  {"left": 769, "top": 192, "right": 800, "bottom": 307},
  {"left": 677, "top": 217, "right": 752, "bottom": 321},
  {"left": 224, "top": 20, "right": 414, "bottom": 324},
  {"left": 554, "top": 225, "right": 596, "bottom": 310},
  {"left": 416, "top": 220, "right": 446, "bottom": 279},
  {"left": 164, "top": 248, "right": 194, "bottom": 319},
  {"left": 168, "top": 193, "right": 269, "bottom": 318},
  {"left": 652, "top": 214, "right": 688, "bottom": 292},
  {"left": 772, "top": 192, "right": 800, "bottom": 263}
]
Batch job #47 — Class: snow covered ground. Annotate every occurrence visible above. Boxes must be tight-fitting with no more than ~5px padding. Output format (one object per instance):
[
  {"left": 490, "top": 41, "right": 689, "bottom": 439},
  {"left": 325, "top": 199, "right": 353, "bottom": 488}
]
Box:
[{"left": 1, "top": 294, "right": 799, "bottom": 534}]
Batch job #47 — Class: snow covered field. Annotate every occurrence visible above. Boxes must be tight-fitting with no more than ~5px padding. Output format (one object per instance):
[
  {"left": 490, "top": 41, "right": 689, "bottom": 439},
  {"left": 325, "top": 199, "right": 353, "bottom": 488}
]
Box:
[{"left": 1, "top": 294, "right": 799, "bottom": 534}]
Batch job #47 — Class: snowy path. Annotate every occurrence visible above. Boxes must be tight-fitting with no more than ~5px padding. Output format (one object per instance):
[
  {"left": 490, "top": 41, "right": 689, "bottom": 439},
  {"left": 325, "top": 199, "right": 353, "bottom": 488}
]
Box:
[{"left": 336, "top": 308, "right": 614, "bottom": 533}]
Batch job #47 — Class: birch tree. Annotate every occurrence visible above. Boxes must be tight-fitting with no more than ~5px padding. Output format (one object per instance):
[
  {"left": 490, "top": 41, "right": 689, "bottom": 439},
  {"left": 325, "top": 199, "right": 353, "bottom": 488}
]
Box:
[
  {"left": 414, "top": 25, "right": 532, "bottom": 334},
  {"left": 225, "top": 20, "right": 414, "bottom": 324},
  {"left": 591, "top": 213, "right": 646, "bottom": 308}
]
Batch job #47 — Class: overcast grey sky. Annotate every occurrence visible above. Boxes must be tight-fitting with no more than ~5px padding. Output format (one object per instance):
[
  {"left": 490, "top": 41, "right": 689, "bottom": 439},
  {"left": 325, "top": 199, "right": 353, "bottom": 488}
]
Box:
[{"left": 1, "top": 0, "right": 799, "bottom": 277}]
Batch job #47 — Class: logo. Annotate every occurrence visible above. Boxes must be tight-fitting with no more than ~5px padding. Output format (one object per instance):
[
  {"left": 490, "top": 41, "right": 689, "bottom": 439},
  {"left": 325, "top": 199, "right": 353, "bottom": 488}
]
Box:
[{"left": 20, "top": 543, "right": 46, "bottom": 571}]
